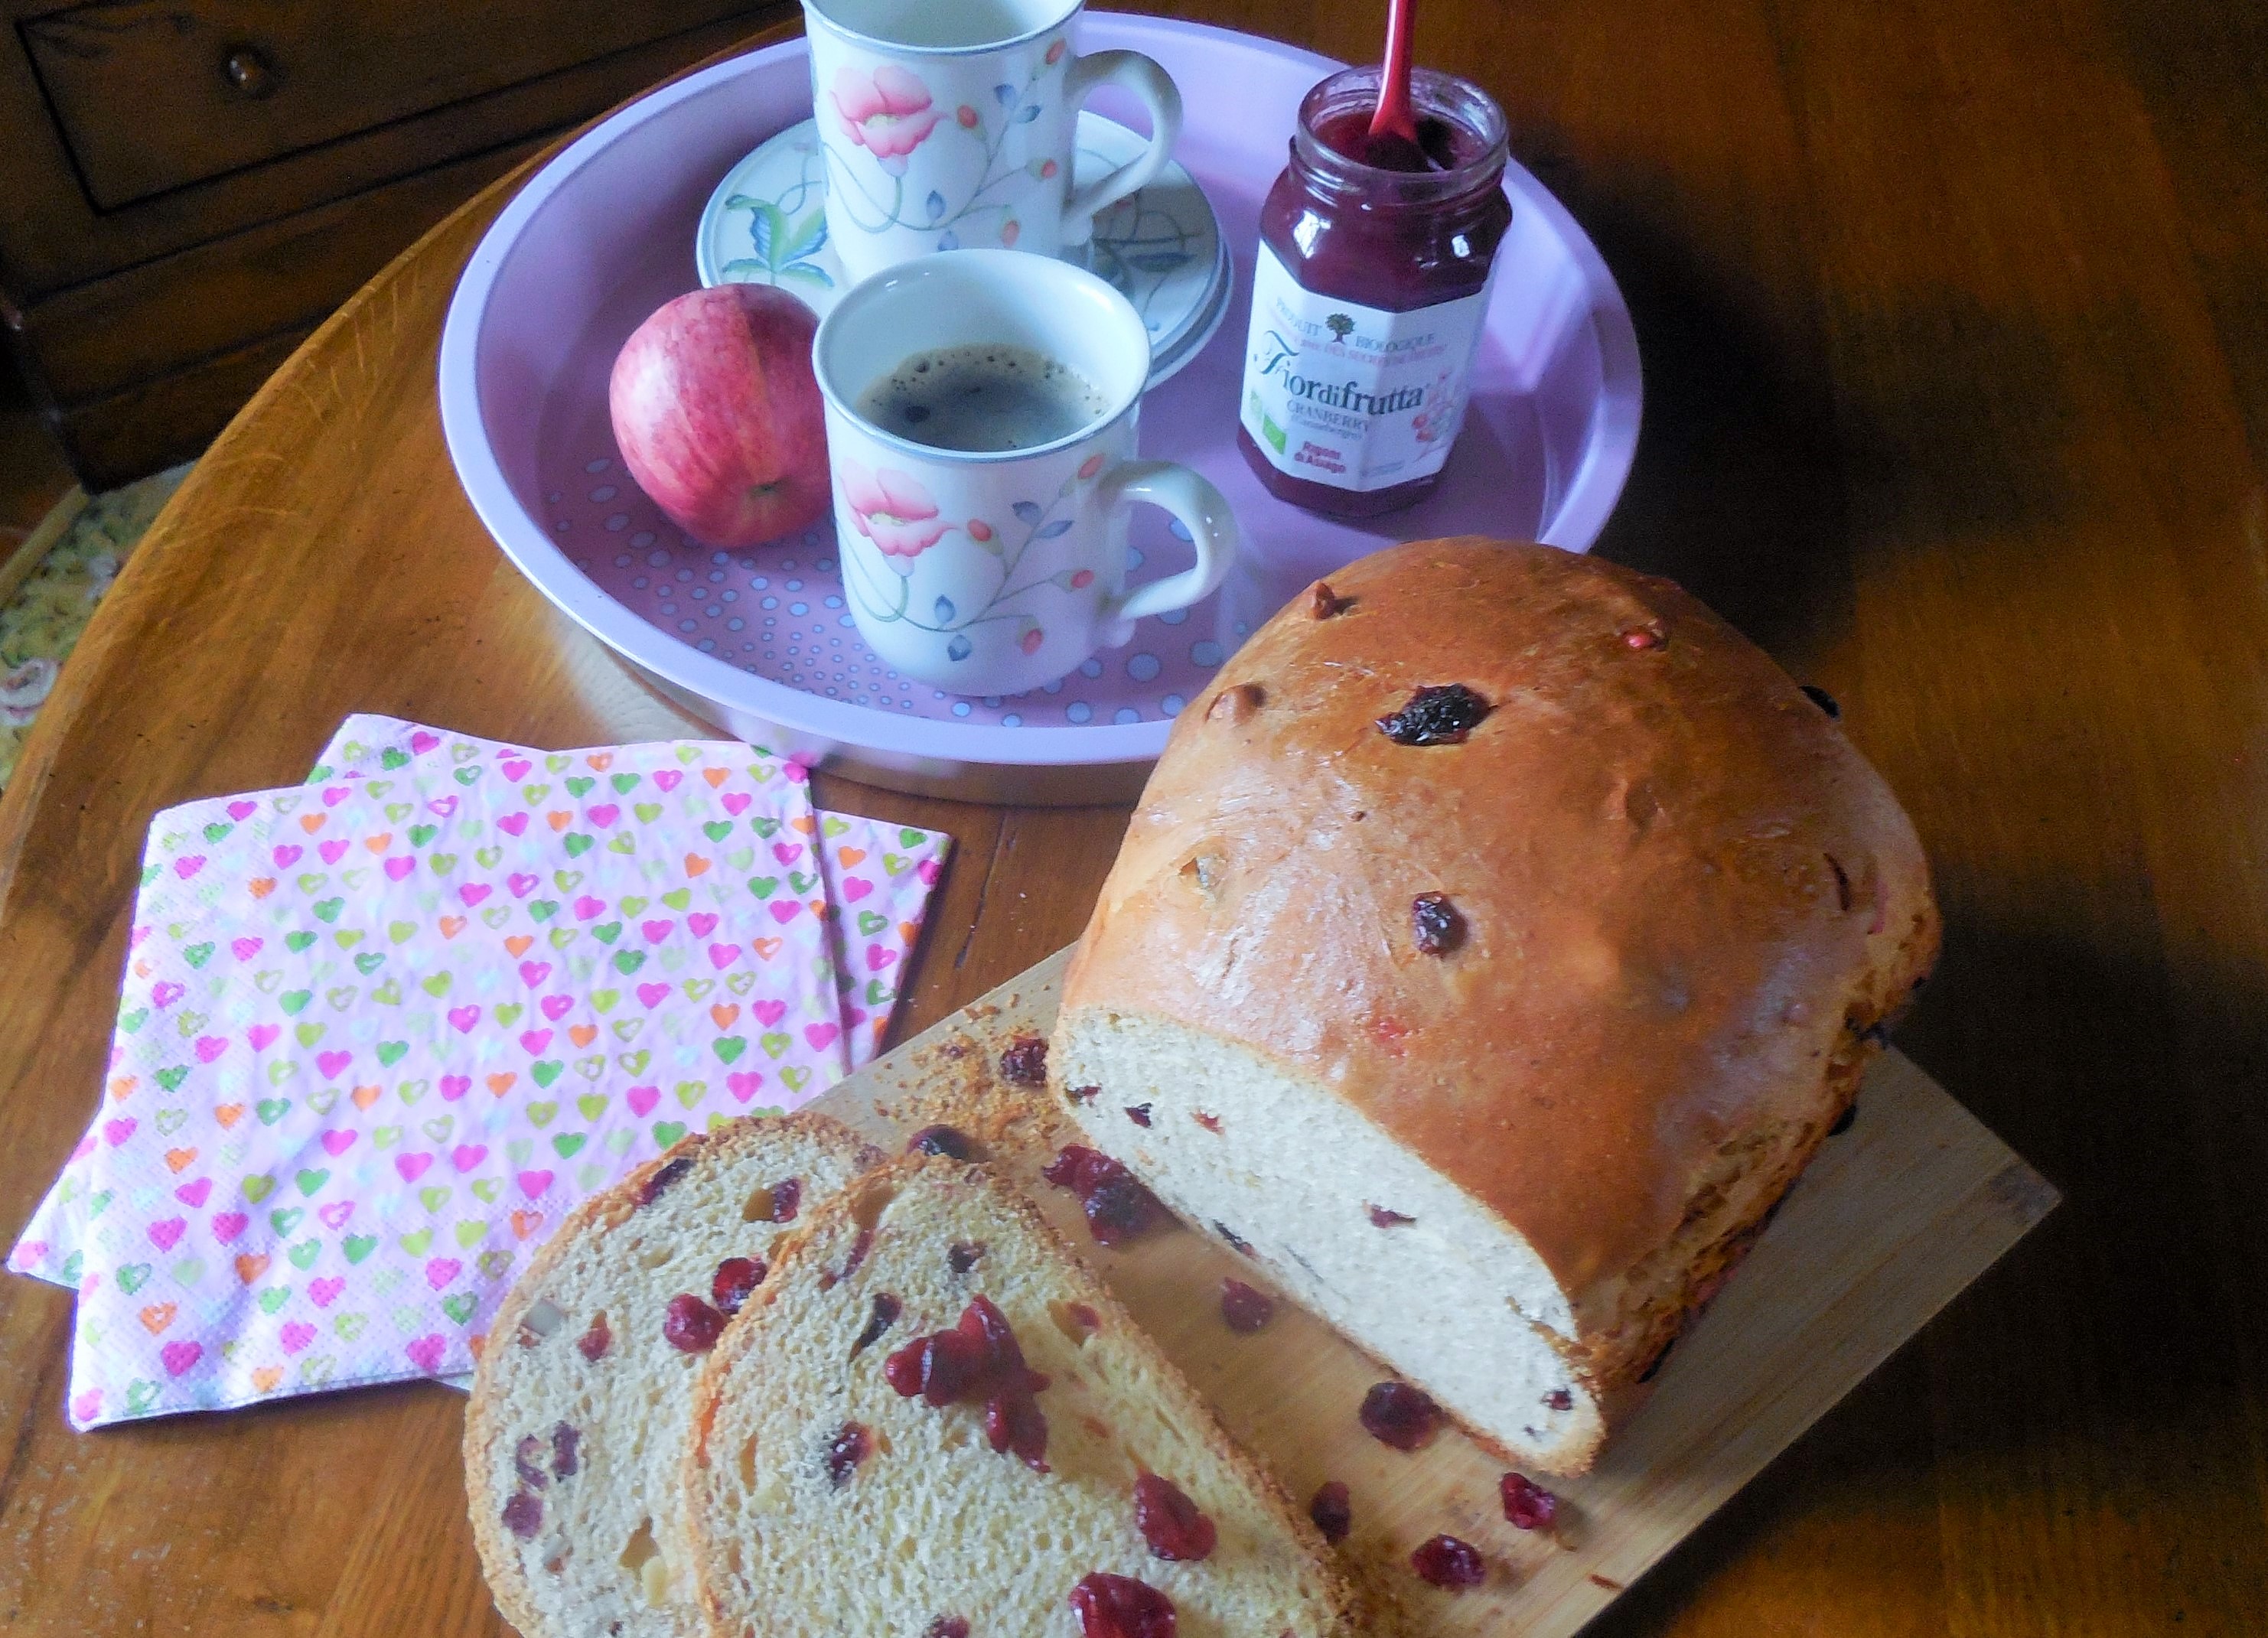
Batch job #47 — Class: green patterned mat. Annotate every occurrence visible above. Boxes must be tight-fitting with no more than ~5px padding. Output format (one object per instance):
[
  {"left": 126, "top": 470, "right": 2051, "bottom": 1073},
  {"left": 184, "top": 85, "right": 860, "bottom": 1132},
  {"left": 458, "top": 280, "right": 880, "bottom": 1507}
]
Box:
[{"left": 0, "top": 464, "right": 190, "bottom": 795}]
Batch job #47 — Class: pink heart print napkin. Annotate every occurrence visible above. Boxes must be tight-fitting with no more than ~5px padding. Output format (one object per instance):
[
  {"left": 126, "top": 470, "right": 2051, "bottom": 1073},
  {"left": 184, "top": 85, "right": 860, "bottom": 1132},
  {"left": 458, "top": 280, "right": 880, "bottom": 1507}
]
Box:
[
  {"left": 7, "top": 728, "right": 945, "bottom": 1428},
  {"left": 313, "top": 717, "right": 948, "bottom": 1065},
  {"left": 306, "top": 719, "right": 949, "bottom": 1397}
]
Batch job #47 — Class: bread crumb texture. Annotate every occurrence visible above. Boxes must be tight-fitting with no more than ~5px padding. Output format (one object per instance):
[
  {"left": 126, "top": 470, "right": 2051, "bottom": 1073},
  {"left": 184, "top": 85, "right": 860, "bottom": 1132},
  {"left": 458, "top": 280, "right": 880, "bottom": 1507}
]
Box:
[
  {"left": 685, "top": 1158, "right": 1362, "bottom": 1636},
  {"left": 464, "top": 1113, "right": 867, "bottom": 1638}
]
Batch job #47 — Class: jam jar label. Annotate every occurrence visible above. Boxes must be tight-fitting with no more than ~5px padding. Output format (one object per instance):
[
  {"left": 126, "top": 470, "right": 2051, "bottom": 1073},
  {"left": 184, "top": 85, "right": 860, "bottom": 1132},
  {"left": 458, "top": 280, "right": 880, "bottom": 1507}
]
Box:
[{"left": 1238, "top": 244, "right": 1494, "bottom": 492}]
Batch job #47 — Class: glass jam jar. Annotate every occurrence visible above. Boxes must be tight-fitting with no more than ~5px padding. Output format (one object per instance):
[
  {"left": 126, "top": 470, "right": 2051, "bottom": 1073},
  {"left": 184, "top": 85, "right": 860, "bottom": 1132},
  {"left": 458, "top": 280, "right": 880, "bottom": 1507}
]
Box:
[{"left": 1237, "top": 66, "right": 1513, "bottom": 517}]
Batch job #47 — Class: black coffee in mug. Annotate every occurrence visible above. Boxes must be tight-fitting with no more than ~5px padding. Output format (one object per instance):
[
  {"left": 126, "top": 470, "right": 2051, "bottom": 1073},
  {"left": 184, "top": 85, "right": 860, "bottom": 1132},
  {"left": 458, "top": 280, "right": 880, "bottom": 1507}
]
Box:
[{"left": 856, "top": 343, "right": 1109, "bottom": 454}]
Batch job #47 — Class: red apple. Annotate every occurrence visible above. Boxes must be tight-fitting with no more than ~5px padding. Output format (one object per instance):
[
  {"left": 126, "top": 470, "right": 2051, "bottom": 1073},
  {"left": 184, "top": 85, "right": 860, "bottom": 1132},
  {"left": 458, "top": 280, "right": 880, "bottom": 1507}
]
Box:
[{"left": 608, "top": 284, "right": 828, "bottom": 547}]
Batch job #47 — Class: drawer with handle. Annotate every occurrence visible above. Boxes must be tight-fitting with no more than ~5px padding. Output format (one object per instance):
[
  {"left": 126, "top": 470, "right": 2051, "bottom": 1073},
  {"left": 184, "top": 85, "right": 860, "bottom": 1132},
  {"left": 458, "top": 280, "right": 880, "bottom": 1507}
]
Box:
[{"left": 20, "top": 0, "right": 765, "bottom": 209}]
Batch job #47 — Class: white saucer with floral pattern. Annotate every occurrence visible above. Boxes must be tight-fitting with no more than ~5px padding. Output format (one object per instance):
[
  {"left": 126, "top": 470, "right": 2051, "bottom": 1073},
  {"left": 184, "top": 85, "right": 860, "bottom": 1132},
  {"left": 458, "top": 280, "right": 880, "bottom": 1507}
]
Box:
[{"left": 696, "top": 112, "right": 1231, "bottom": 386}]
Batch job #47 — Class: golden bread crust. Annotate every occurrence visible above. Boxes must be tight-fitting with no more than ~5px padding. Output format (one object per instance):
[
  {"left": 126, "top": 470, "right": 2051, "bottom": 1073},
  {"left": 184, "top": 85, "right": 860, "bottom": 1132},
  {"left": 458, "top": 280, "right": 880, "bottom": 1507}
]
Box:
[{"left": 1061, "top": 539, "right": 1938, "bottom": 1379}]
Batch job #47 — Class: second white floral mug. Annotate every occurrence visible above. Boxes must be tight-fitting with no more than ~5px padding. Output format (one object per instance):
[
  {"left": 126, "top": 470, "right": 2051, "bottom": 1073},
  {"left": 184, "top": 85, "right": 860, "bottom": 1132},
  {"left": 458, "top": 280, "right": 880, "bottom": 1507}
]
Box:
[
  {"left": 814, "top": 249, "right": 1237, "bottom": 695},
  {"left": 803, "top": 0, "right": 1183, "bottom": 283}
]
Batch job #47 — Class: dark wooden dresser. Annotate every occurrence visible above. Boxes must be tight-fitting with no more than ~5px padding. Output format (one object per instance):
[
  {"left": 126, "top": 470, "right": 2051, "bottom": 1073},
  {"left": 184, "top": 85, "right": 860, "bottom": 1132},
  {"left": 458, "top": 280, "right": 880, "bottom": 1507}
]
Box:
[{"left": 0, "top": 0, "right": 791, "bottom": 488}]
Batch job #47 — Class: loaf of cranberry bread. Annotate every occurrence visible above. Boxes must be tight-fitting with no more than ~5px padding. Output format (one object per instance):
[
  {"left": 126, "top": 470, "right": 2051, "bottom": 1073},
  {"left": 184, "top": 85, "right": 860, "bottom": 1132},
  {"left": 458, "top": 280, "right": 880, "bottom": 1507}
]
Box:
[
  {"left": 682, "top": 1156, "right": 1362, "bottom": 1637},
  {"left": 1051, "top": 539, "right": 1939, "bottom": 1475},
  {"left": 465, "top": 1113, "right": 867, "bottom": 1638}
]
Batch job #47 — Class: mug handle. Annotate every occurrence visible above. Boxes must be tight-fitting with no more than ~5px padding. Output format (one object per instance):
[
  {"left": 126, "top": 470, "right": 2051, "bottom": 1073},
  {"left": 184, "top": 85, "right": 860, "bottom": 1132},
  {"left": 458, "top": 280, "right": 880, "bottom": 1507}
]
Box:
[
  {"left": 1059, "top": 50, "right": 1184, "bottom": 243},
  {"left": 1102, "top": 461, "right": 1238, "bottom": 627}
]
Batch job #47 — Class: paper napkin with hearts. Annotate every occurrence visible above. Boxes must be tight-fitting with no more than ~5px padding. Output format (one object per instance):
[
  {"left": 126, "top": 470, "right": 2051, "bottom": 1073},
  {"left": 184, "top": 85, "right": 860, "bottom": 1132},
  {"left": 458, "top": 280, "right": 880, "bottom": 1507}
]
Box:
[
  {"left": 5, "top": 731, "right": 940, "bottom": 1428},
  {"left": 309, "top": 719, "right": 948, "bottom": 1396},
  {"left": 312, "top": 717, "right": 948, "bottom": 1063}
]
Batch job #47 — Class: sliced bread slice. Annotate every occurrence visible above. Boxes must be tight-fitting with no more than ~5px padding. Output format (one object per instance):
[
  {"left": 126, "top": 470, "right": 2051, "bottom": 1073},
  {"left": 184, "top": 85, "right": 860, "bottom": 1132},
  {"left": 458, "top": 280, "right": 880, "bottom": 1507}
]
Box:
[
  {"left": 465, "top": 1112, "right": 869, "bottom": 1638},
  {"left": 683, "top": 1156, "right": 1363, "bottom": 1638}
]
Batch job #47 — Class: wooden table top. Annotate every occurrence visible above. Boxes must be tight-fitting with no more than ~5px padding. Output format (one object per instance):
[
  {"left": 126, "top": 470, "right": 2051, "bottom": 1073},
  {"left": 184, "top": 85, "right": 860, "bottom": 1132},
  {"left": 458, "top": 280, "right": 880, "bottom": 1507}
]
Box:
[{"left": 2, "top": 2, "right": 2261, "bottom": 1632}]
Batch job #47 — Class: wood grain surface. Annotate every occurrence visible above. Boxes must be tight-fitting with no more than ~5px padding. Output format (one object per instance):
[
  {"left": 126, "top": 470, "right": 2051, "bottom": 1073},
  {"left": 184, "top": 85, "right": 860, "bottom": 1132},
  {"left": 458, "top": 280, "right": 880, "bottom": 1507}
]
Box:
[
  {"left": 809, "top": 948, "right": 2052, "bottom": 1637},
  {"left": 1, "top": 1, "right": 2263, "bottom": 1633}
]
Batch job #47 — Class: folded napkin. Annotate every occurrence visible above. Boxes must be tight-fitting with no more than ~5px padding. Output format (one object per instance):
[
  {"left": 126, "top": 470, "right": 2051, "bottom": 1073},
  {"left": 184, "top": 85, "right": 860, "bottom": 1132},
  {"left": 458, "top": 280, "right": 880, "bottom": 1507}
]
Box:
[
  {"left": 8, "top": 724, "right": 949, "bottom": 1428},
  {"left": 313, "top": 717, "right": 947, "bottom": 1065}
]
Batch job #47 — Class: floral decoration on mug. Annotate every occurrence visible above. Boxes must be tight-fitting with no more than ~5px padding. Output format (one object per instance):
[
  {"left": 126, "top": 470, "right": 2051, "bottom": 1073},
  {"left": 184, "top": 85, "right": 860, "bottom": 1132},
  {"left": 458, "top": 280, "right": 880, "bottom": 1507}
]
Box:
[
  {"left": 825, "top": 37, "right": 1069, "bottom": 252},
  {"left": 838, "top": 451, "right": 1110, "bottom": 662}
]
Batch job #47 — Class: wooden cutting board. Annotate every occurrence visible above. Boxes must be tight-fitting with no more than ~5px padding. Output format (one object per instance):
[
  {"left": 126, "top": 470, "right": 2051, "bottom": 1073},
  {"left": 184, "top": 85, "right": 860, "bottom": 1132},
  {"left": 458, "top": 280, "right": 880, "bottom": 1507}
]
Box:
[{"left": 810, "top": 947, "right": 2056, "bottom": 1634}]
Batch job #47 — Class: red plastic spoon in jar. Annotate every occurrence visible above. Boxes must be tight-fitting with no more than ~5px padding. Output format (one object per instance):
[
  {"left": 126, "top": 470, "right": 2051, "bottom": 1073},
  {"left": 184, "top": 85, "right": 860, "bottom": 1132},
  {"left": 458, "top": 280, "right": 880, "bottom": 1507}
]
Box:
[{"left": 1364, "top": 0, "right": 1437, "bottom": 170}]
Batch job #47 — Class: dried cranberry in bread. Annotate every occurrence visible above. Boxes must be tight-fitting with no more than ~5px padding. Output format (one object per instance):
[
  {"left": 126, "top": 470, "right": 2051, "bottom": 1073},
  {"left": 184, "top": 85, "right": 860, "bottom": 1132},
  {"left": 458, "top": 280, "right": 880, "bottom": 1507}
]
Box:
[
  {"left": 682, "top": 1157, "right": 1361, "bottom": 1637},
  {"left": 464, "top": 1113, "right": 867, "bottom": 1637},
  {"left": 1052, "top": 539, "right": 1938, "bottom": 1474}
]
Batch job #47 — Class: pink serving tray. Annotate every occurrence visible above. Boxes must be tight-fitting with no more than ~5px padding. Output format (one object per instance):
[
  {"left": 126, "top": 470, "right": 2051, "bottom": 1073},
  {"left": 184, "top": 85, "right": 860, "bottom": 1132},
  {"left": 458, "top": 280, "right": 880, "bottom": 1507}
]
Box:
[{"left": 438, "top": 15, "right": 1641, "bottom": 804}]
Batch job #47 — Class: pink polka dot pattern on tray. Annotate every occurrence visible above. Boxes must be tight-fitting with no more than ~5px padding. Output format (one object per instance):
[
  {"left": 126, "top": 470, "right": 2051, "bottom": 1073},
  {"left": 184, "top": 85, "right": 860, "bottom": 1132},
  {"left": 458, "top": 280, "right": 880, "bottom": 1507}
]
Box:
[{"left": 555, "top": 451, "right": 1246, "bottom": 729}]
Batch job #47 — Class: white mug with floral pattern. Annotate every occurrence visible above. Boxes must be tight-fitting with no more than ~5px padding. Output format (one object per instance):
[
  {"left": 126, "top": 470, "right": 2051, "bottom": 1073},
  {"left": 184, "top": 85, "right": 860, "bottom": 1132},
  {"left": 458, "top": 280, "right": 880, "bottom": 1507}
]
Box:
[
  {"left": 815, "top": 249, "right": 1237, "bottom": 695},
  {"left": 803, "top": 0, "right": 1182, "bottom": 284}
]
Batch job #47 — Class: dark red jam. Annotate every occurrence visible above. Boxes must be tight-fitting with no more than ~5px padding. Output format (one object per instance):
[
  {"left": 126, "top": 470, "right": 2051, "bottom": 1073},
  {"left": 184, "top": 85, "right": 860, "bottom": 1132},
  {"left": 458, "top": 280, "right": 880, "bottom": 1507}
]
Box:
[
  {"left": 1328, "top": 112, "right": 1460, "bottom": 171},
  {"left": 1238, "top": 66, "right": 1512, "bottom": 517},
  {"left": 1308, "top": 1479, "right": 1353, "bottom": 1543}
]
